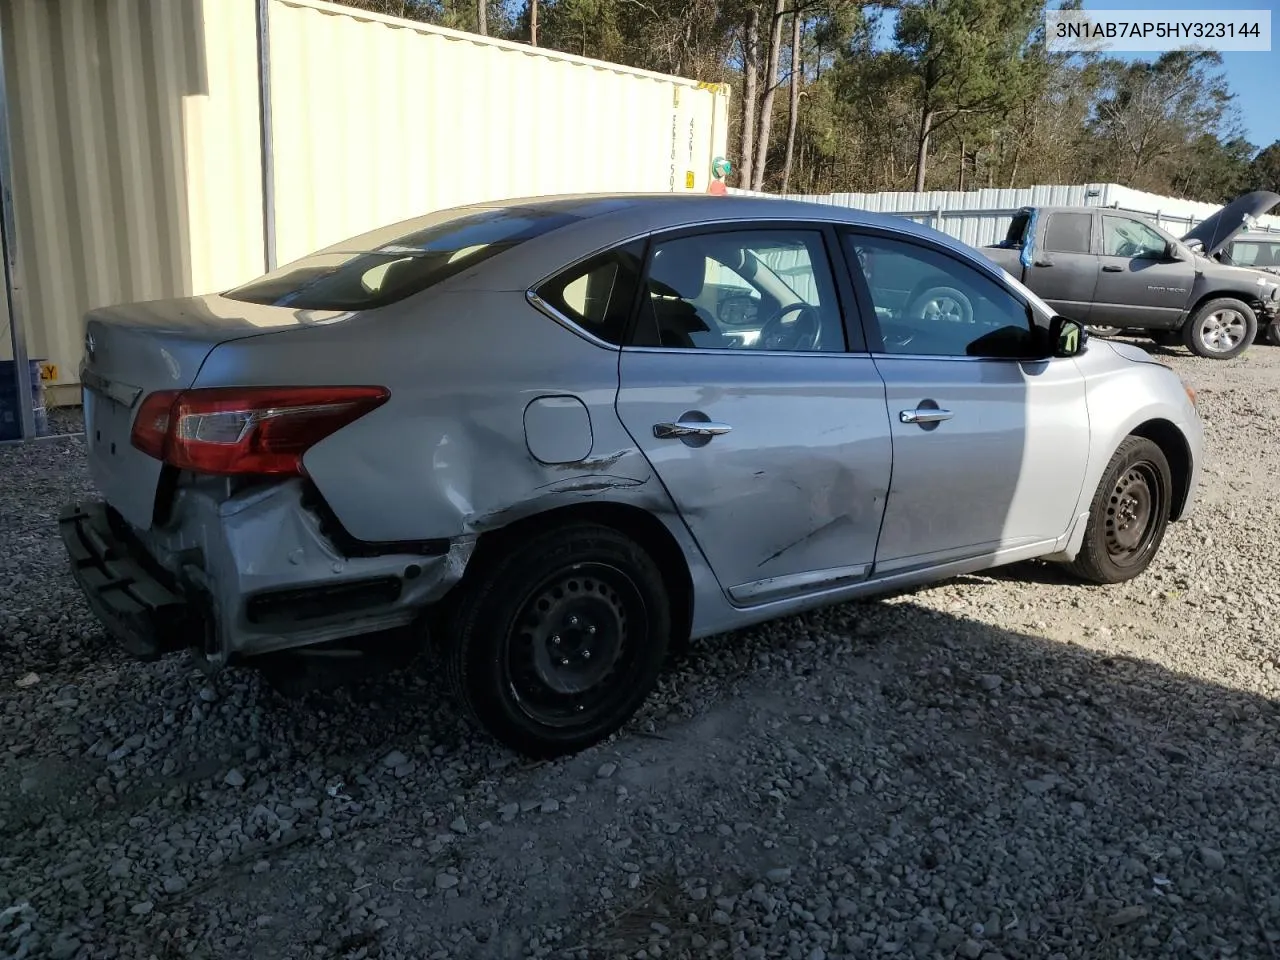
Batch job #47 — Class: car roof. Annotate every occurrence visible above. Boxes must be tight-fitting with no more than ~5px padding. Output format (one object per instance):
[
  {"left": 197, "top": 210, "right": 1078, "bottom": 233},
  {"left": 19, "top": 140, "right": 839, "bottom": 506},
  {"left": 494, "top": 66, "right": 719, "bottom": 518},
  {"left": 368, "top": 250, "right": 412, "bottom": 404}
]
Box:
[
  {"left": 429, "top": 191, "right": 995, "bottom": 275},
  {"left": 471, "top": 191, "right": 938, "bottom": 236}
]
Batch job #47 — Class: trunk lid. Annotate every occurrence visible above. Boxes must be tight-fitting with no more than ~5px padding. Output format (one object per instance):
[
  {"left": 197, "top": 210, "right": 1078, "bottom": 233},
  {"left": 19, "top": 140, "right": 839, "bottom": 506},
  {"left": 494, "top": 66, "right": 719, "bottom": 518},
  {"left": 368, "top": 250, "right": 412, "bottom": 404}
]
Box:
[
  {"left": 1181, "top": 190, "right": 1280, "bottom": 258},
  {"left": 81, "top": 294, "right": 349, "bottom": 529}
]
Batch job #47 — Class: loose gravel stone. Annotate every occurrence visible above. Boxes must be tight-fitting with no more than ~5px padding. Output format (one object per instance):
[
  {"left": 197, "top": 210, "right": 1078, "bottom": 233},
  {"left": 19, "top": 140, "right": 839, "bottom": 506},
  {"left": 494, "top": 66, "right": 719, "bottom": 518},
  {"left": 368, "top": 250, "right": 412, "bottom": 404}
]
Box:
[{"left": 4, "top": 348, "right": 1280, "bottom": 958}]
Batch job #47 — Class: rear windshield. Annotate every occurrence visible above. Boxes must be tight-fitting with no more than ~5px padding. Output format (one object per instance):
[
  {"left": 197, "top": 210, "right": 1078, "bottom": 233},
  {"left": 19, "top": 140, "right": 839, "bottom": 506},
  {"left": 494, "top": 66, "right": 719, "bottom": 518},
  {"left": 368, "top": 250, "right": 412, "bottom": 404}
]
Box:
[
  {"left": 1001, "top": 212, "right": 1032, "bottom": 247},
  {"left": 224, "top": 207, "right": 581, "bottom": 310}
]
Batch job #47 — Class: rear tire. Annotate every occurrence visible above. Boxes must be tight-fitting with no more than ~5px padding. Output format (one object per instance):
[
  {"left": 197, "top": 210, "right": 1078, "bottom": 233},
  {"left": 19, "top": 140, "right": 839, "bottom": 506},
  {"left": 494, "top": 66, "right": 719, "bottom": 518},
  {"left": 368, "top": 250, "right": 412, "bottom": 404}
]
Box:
[
  {"left": 1068, "top": 436, "right": 1172, "bottom": 585},
  {"left": 1183, "top": 298, "right": 1256, "bottom": 359},
  {"left": 443, "top": 523, "right": 671, "bottom": 758}
]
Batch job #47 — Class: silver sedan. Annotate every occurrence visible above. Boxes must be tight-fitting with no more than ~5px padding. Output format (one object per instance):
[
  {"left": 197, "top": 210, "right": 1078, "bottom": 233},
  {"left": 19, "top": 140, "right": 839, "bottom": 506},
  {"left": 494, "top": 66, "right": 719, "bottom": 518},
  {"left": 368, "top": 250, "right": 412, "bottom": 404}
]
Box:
[{"left": 60, "top": 194, "right": 1204, "bottom": 757}]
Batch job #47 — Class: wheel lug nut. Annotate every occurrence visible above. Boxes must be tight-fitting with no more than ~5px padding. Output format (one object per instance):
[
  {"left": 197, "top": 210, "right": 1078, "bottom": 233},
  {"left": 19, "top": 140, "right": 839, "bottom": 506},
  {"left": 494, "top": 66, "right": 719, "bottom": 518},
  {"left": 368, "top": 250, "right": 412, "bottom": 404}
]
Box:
[
  {"left": 568, "top": 616, "right": 579, "bottom": 626},
  {"left": 551, "top": 635, "right": 561, "bottom": 645},
  {"left": 560, "top": 658, "right": 571, "bottom": 666},
  {"left": 587, "top": 625, "right": 597, "bottom": 635},
  {"left": 582, "top": 650, "right": 592, "bottom": 660}
]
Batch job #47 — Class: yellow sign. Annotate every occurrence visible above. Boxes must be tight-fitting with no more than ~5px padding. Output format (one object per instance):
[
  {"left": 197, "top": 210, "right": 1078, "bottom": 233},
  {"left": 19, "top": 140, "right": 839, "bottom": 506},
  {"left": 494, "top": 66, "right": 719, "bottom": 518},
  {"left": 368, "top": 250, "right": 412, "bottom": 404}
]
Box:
[
  {"left": 685, "top": 171, "right": 695, "bottom": 189},
  {"left": 39, "top": 363, "right": 58, "bottom": 382}
]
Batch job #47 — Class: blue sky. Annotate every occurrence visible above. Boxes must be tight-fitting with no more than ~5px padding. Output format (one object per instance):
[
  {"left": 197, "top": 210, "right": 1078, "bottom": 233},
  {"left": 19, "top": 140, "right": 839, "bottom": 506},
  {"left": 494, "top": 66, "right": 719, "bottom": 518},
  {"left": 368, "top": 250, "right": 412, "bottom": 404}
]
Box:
[
  {"left": 871, "top": 0, "right": 1278, "bottom": 154},
  {"left": 1082, "top": 0, "right": 1278, "bottom": 151}
]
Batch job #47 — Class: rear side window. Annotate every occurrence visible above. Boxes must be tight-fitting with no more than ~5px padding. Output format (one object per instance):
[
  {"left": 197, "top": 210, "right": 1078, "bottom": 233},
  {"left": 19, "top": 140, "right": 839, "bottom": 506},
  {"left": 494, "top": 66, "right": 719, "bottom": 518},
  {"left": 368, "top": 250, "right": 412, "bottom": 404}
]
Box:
[
  {"left": 534, "top": 241, "right": 646, "bottom": 346},
  {"left": 225, "top": 207, "right": 581, "bottom": 310},
  {"left": 1044, "top": 213, "right": 1092, "bottom": 254},
  {"left": 1002, "top": 212, "right": 1032, "bottom": 246}
]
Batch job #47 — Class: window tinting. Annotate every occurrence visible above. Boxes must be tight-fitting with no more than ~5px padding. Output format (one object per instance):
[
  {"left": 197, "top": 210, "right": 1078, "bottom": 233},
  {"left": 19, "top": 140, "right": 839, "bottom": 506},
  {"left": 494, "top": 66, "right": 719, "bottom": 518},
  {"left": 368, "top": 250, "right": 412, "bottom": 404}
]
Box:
[
  {"left": 534, "top": 241, "right": 645, "bottom": 346},
  {"left": 845, "top": 233, "right": 1038, "bottom": 359},
  {"left": 1044, "top": 213, "right": 1092, "bottom": 254},
  {"left": 1102, "top": 216, "right": 1167, "bottom": 260},
  {"left": 224, "top": 208, "right": 581, "bottom": 310},
  {"left": 631, "top": 230, "right": 846, "bottom": 353}
]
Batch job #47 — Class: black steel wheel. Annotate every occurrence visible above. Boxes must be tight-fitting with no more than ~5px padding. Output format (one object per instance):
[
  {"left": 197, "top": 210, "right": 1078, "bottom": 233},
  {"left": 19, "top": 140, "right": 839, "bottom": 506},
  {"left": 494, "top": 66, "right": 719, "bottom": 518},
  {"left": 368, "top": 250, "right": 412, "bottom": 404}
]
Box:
[
  {"left": 1067, "top": 436, "right": 1173, "bottom": 584},
  {"left": 443, "top": 523, "right": 671, "bottom": 758}
]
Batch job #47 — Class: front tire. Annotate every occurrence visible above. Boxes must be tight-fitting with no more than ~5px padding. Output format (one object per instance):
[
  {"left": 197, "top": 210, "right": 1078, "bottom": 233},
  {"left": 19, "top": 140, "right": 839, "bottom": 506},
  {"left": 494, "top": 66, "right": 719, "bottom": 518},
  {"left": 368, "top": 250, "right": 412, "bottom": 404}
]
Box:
[
  {"left": 443, "top": 523, "right": 671, "bottom": 758},
  {"left": 1183, "top": 298, "right": 1256, "bottom": 359},
  {"left": 1068, "top": 436, "right": 1172, "bottom": 585}
]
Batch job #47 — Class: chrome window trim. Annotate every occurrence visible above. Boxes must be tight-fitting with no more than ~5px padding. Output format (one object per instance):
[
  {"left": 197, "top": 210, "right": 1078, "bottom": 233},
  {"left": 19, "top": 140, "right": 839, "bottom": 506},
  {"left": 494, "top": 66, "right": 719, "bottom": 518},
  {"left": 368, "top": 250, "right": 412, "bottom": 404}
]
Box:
[
  {"left": 525, "top": 289, "right": 621, "bottom": 351},
  {"left": 869, "top": 352, "right": 1052, "bottom": 364},
  {"left": 619, "top": 344, "right": 867, "bottom": 359}
]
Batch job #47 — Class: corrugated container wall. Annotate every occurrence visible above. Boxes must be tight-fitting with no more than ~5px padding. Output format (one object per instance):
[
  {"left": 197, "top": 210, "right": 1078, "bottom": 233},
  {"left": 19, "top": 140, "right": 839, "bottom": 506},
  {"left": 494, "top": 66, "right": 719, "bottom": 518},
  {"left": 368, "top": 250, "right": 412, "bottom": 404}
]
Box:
[
  {"left": 0, "top": 0, "right": 263, "bottom": 399},
  {"left": 0, "top": 0, "right": 731, "bottom": 406},
  {"left": 269, "top": 0, "right": 729, "bottom": 265}
]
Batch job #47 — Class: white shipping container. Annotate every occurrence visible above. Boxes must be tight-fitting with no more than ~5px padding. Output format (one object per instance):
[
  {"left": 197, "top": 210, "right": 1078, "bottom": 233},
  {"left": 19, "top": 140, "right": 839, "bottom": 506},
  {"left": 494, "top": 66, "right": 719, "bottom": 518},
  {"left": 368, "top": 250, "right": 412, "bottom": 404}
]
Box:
[{"left": 0, "top": 0, "right": 731, "bottom": 408}]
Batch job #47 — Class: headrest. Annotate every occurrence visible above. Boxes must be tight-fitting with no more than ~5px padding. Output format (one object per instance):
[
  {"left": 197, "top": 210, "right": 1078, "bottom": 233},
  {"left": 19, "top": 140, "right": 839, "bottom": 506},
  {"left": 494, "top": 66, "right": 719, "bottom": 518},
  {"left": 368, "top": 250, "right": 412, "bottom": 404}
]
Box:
[{"left": 648, "top": 246, "right": 705, "bottom": 300}]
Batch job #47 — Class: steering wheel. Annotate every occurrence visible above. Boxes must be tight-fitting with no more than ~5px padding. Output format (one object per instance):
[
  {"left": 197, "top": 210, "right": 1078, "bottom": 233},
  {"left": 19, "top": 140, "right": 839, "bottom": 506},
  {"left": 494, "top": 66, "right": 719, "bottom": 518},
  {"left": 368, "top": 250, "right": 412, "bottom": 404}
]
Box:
[{"left": 757, "top": 303, "right": 822, "bottom": 351}]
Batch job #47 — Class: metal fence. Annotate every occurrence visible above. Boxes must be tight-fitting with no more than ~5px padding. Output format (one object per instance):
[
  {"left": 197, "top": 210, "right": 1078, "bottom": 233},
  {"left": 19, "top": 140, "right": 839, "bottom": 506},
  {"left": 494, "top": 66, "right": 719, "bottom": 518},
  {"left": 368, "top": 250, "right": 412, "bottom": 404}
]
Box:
[{"left": 728, "top": 184, "right": 1280, "bottom": 251}]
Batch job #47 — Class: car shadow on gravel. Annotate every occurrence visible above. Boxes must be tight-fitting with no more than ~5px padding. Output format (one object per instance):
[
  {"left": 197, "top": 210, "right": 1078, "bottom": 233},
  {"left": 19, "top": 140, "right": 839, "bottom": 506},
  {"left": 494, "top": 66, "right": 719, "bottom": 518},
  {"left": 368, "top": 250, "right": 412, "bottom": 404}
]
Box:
[{"left": 5, "top": 581, "right": 1280, "bottom": 958}]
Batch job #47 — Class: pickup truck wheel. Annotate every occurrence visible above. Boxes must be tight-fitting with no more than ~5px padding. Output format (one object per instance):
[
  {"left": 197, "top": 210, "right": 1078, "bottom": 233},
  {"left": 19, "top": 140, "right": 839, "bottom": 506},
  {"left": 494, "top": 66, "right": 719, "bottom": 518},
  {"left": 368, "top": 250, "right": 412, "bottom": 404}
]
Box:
[
  {"left": 1086, "top": 325, "right": 1123, "bottom": 338},
  {"left": 1183, "top": 298, "right": 1256, "bottom": 359},
  {"left": 443, "top": 523, "right": 670, "bottom": 759},
  {"left": 1068, "top": 436, "right": 1172, "bottom": 585},
  {"left": 908, "top": 286, "right": 973, "bottom": 325}
]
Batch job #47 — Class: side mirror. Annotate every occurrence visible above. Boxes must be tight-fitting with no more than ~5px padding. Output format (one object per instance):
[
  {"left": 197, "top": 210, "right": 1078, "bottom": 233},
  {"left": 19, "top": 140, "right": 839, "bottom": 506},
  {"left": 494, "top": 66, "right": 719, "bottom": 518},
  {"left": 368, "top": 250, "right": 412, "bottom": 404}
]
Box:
[
  {"left": 1050, "top": 315, "right": 1087, "bottom": 358},
  {"left": 1164, "top": 241, "right": 1183, "bottom": 261}
]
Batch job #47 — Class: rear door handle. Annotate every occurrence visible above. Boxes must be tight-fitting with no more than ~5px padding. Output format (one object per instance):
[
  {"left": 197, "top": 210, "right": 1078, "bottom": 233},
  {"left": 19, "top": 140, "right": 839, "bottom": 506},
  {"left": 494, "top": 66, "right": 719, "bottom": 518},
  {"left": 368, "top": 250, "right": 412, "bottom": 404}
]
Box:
[
  {"left": 1102, "top": 265, "right": 1124, "bottom": 272},
  {"left": 653, "top": 419, "right": 733, "bottom": 439},
  {"left": 1033, "top": 258, "right": 1054, "bottom": 267},
  {"left": 899, "top": 408, "right": 954, "bottom": 425}
]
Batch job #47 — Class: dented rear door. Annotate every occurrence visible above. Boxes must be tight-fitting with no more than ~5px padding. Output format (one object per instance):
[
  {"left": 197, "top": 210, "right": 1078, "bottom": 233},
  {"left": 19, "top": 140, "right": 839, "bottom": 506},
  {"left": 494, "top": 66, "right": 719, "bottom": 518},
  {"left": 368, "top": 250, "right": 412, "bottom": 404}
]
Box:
[{"left": 613, "top": 224, "right": 893, "bottom": 606}]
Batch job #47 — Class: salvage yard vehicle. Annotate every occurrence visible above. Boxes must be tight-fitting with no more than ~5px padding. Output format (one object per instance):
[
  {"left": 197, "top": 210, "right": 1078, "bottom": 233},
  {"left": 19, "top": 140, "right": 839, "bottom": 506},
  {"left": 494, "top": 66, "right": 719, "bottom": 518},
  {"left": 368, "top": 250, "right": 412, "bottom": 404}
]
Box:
[
  {"left": 1218, "top": 234, "right": 1280, "bottom": 344},
  {"left": 983, "top": 191, "right": 1280, "bottom": 360},
  {"left": 59, "top": 193, "right": 1204, "bottom": 758}
]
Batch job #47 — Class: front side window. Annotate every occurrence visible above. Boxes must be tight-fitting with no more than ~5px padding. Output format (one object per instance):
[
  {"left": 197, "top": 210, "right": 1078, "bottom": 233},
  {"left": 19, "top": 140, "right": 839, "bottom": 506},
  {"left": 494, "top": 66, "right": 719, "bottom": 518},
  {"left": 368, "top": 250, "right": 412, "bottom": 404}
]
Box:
[
  {"left": 534, "top": 241, "right": 645, "bottom": 346},
  {"left": 1102, "top": 216, "right": 1167, "bottom": 260},
  {"left": 1044, "top": 213, "right": 1092, "bottom": 254},
  {"left": 629, "top": 229, "right": 846, "bottom": 353},
  {"left": 845, "top": 233, "right": 1039, "bottom": 359},
  {"left": 225, "top": 207, "right": 581, "bottom": 310}
]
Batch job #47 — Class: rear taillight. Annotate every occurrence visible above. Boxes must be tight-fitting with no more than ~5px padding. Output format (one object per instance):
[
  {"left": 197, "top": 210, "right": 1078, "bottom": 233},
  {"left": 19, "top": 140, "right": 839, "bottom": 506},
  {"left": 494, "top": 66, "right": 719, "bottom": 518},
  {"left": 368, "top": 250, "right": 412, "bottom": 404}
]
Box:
[{"left": 130, "top": 386, "right": 389, "bottom": 476}]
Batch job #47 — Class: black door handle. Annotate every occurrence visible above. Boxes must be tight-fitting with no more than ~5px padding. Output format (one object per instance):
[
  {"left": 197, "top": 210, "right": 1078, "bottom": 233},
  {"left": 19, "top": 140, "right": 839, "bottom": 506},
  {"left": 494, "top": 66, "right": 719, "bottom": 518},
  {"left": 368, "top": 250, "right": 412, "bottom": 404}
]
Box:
[
  {"left": 1033, "top": 258, "right": 1054, "bottom": 267},
  {"left": 1102, "top": 265, "right": 1123, "bottom": 272}
]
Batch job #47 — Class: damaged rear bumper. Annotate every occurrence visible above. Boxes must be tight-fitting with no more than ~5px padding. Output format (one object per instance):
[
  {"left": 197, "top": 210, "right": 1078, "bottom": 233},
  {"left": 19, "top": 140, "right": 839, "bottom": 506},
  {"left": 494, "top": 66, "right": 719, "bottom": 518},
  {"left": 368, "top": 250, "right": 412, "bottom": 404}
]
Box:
[
  {"left": 59, "top": 483, "right": 474, "bottom": 666},
  {"left": 59, "top": 501, "right": 203, "bottom": 660}
]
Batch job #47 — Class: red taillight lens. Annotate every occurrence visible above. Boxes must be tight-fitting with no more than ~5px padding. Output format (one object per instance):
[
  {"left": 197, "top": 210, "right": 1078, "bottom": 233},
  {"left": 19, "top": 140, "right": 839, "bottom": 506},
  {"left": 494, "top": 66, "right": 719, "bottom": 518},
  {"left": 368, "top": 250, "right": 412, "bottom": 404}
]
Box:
[
  {"left": 132, "top": 390, "right": 181, "bottom": 459},
  {"left": 129, "top": 386, "right": 389, "bottom": 476}
]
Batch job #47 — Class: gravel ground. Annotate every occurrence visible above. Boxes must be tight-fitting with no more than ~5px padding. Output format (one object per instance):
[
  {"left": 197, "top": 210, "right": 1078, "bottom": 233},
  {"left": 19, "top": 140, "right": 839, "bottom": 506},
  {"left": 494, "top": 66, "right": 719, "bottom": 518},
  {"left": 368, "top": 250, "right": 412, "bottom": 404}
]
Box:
[{"left": 3, "top": 340, "right": 1279, "bottom": 960}]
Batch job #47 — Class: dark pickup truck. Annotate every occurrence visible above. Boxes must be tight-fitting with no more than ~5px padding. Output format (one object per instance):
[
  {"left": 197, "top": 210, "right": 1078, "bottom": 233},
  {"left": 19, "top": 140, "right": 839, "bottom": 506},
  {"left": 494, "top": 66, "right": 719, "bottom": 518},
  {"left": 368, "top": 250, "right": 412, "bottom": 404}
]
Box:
[{"left": 983, "top": 191, "right": 1280, "bottom": 360}]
